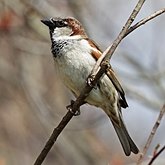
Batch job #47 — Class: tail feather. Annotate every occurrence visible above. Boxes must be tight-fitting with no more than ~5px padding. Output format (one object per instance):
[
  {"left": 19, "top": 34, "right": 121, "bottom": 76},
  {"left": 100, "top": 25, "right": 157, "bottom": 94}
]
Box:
[{"left": 110, "top": 115, "right": 139, "bottom": 156}]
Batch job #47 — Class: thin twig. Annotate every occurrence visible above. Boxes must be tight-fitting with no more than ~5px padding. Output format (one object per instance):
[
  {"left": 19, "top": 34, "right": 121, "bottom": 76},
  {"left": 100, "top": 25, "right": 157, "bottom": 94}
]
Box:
[
  {"left": 92, "top": 0, "right": 146, "bottom": 76},
  {"left": 137, "top": 104, "right": 165, "bottom": 165},
  {"left": 153, "top": 144, "right": 160, "bottom": 156},
  {"left": 125, "top": 8, "right": 165, "bottom": 37},
  {"left": 92, "top": 7, "right": 165, "bottom": 75},
  {"left": 148, "top": 145, "right": 165, "bottom": 165},
  {"left": 104, "top": 0, "right": 146, "bottom": 62}
]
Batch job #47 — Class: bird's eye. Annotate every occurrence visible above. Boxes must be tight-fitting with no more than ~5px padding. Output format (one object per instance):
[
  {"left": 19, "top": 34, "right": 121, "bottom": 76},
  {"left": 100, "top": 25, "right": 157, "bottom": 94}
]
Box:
[
  {"left": 56, "top": 21, "right": 67, "bottom": 27},
  {"left": 57, "top": 21, "right": 63, "bottom": 27}
]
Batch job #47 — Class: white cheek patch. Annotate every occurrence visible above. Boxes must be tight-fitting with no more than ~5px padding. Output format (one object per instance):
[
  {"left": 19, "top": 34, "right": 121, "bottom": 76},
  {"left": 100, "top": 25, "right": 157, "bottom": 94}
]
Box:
[
  {"left": 52, "top": 33, "right": 83, "bottom": 41},
  {"left": 52, "top": 27, "right": 73, "bottom": 40}
]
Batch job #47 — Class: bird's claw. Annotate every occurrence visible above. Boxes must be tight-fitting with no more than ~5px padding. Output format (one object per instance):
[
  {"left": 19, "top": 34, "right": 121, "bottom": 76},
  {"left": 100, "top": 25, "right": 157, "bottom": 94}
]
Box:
[
  {"left": 86, "top": 75, "right": 97, "bottom": 89},
  {"left": 66, "top": 100, "right": 81, "bottom": 116}
]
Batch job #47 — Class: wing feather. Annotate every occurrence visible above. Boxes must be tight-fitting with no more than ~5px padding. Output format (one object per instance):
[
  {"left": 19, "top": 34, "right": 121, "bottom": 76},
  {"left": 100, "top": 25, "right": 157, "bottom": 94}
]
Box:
[{"left": 87, "top": 39, "right": 128, "bottom": 108}]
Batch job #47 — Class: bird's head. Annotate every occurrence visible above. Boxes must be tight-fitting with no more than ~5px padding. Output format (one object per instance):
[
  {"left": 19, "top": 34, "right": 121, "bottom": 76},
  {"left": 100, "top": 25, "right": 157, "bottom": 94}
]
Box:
[{"left": 41, "top": 17, "right": 87, "bottom": 40}]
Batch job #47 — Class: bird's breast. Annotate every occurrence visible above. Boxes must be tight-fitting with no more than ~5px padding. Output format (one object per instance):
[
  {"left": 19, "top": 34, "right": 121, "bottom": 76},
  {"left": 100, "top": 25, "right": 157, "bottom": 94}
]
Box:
[
  {"left": 52, "top": 38, "right": 118, "bottom": 109},
  {"left": 53, "top": 39, "right": 96, "bottom": 96}
]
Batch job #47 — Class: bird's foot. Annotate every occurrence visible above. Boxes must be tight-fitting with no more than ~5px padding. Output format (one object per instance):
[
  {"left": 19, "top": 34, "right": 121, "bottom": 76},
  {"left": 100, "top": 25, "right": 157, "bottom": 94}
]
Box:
[
  {"left": 86, "top": 75, "right": 97, "bottom": 89},
  {"left": 66, "top": 100, "right": 80, "bottom": 116}
]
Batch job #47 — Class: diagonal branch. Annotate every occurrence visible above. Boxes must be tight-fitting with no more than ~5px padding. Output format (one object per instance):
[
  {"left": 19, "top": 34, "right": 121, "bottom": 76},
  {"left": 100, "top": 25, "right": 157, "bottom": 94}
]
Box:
[
  {"left": 92, "top": 8, "right": 165, "bottom": 75},
  {"left": 125, "top": 8, "right": 165, "bottom": 37},
  {"left": 104, "top": 0, "right": 146, "bottom": 62},
  {"left": 137, "top": 104, "right": 165, "bottom": 165},
  {"left": 92, "top": 0, "right": 146, "bottom": 74},
  {"left": 148, "top": 145, "right": 165, "bottom": 165}
]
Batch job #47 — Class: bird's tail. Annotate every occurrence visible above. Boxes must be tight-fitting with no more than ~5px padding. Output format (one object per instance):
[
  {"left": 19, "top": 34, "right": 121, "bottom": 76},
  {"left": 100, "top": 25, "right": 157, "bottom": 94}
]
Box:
[{"left": 109, "top": 113, "right": 139, "bottom": 156}]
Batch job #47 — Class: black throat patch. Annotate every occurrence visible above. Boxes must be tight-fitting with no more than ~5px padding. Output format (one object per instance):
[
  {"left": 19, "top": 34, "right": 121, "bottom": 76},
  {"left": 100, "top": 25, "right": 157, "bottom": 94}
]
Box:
[{"left": 51, "top": 40, "right": 68, "bottom": 58}]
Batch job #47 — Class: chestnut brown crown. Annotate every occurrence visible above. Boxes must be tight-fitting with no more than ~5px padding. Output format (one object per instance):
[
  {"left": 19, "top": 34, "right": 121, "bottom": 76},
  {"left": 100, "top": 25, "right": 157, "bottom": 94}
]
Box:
[{"left": 41, "top": 17, "right": 87, "bottom": 37}]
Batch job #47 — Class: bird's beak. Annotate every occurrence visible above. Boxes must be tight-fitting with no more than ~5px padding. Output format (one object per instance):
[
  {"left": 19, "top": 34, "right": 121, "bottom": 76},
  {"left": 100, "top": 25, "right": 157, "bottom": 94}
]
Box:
[{"left": 41, "top": 19, "right": 54, "bottom": 28}]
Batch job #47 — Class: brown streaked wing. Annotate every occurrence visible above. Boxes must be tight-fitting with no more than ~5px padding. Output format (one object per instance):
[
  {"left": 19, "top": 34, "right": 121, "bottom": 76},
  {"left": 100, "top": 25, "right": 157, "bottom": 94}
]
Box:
[
  {"left": 87, "top": 38, "right": 128, "bottom": 108},
  {"left": 87, "top": 39, "right": 102, "bottom": 60},
  {"left": 106, "top": 68, "right": 128, "bottom": 108}
]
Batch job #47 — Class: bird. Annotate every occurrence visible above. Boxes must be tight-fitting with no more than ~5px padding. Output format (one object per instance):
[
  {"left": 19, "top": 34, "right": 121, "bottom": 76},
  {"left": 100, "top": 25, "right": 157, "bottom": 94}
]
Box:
[{"left": 41, "top": 17, "right": 139, "bottom": 156}]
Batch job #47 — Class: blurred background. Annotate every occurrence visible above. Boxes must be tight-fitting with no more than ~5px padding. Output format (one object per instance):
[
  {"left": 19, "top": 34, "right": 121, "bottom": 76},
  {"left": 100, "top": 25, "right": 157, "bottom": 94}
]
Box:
[{"left": 0, "top": 0, "right": 165, "bottom": 164}]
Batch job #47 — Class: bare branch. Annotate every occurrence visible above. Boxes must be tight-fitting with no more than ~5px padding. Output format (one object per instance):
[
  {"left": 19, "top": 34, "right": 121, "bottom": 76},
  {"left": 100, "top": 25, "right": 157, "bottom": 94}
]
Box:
[
  {"left": 104, "top": 0, "right": 146, "bottom": 61},
  {"left": 125, "top": 8, "right": 165, "bottom": 37},
  {"left": 148, "top": 145, "right": 165, "bottom": 165},
  {"left": 91, "top": 0, "right": 147, "bottom": 76},
  {"left": 137, "top": 104, "right": 165, "bottom": 165},
  {"left": 92, "top": 7, "right": 165, "bottom": 75},
  {"left": 34, "top": 110, "right": 74, "bottom": 165},
  {"left": 153, "top": 144, "right": 160, "bottom": 156}
]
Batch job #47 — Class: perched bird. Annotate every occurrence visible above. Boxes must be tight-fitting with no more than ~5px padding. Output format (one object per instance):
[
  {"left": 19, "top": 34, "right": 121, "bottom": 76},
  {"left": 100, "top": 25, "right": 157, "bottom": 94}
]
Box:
[{"left": 41, "top": 17, "right": 139, "bottom": 156}]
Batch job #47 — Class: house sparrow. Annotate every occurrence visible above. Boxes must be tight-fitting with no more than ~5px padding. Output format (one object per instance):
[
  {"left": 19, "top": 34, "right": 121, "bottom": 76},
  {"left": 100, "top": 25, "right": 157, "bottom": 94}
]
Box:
[{"left": 41, "top": 17, "right": 139, "bottom": 156}]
